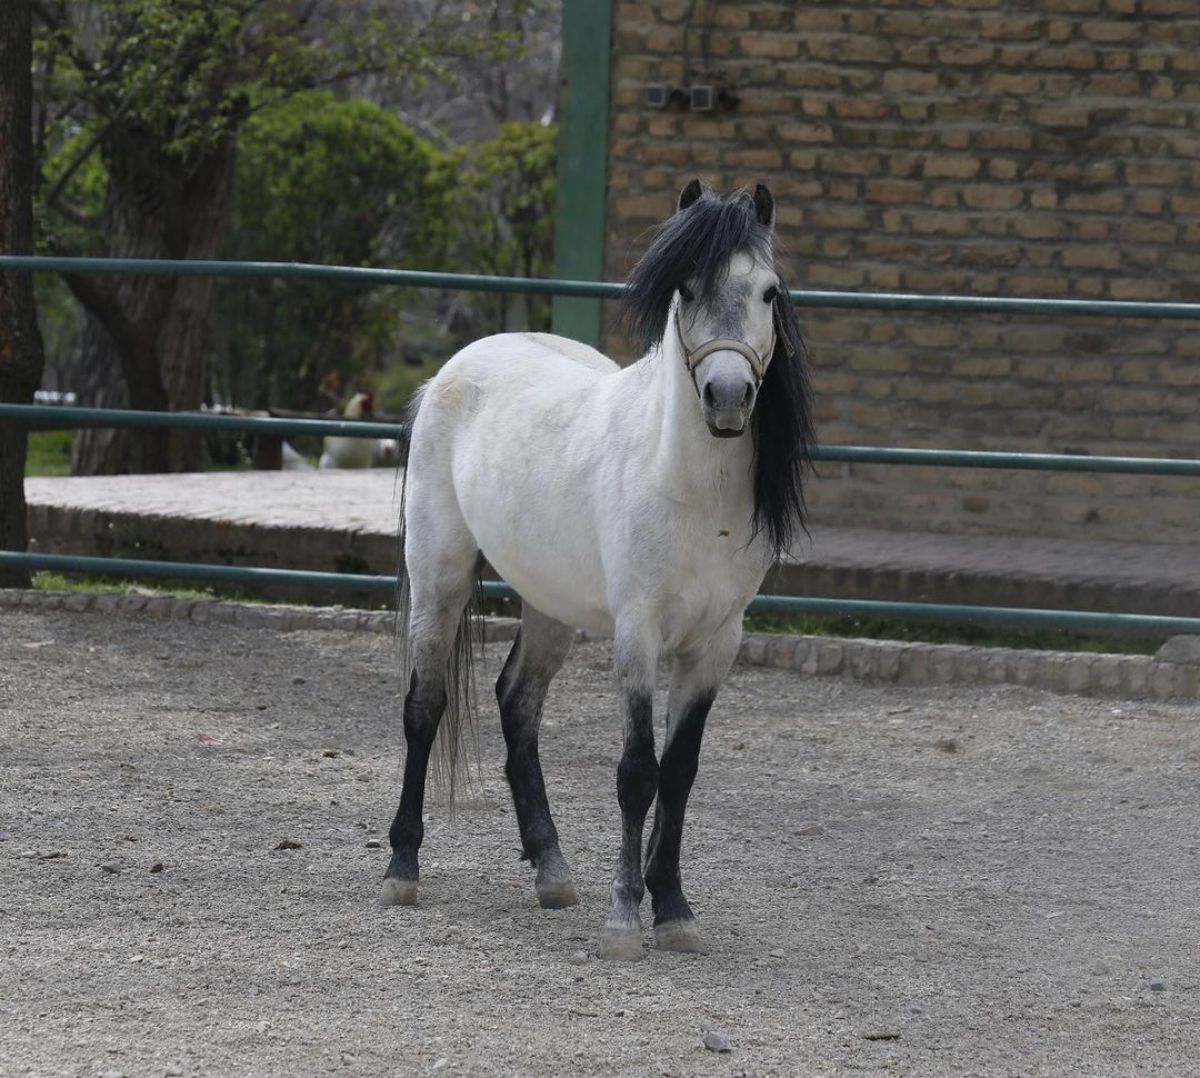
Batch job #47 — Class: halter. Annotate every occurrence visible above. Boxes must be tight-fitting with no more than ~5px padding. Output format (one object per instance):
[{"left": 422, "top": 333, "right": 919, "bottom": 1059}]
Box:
[{"left": 674, "top": 301, "right": 790, "bottom": 397}]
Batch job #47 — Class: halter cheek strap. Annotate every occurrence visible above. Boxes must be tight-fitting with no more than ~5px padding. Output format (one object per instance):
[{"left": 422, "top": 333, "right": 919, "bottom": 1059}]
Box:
[{"left": 675, "top": 304, "right": 781, "bottom": 396}]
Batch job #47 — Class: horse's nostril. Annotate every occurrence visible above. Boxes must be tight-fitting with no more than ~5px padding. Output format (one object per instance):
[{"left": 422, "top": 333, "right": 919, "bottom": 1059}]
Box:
[
  {"left": 703, "top": 382, "right": 717, "bottom": 408},
  {"left": 743, "top": 383, "right": 755, "bottom": 407}
]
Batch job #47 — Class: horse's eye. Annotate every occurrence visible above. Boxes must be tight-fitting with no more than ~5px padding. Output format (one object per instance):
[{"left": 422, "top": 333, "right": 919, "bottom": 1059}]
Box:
[
  {"left": 678, "top": 285, "right": 695, "bottom": 303},
  {"left": 763, "top": 286, "right": 778, "bottom": 304}
]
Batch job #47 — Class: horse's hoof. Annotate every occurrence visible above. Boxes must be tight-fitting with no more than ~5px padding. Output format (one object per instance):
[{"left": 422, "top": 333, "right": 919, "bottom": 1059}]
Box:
[
  {"left": 598, "top": 926, "right": 643, "bottom": 962},
  {"left": 654, "top": 919, "right": 707, "bottom": 954},
  {"left": 536, "top": 878, "right": 579, "bottom": 909},
  {"left": 378, "top": 877, "right": 418, "bottom": 907}
]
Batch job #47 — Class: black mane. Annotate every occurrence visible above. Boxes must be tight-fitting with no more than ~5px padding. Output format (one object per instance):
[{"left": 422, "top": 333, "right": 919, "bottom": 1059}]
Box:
[
  {"left": 623, "top": 188, "right": 774, "bottom": 351},
  {"left": 621, "top": 186, "right": 815, "bottom": 562}
]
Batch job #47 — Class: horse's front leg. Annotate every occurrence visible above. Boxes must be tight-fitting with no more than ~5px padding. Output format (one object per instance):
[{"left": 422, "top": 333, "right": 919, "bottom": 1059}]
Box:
[
  {"left": 599, "top": 623, "right": 660, "bottom": 960},
  {"left": 643, "top": 620, "right": 742, "bottom": 953}
]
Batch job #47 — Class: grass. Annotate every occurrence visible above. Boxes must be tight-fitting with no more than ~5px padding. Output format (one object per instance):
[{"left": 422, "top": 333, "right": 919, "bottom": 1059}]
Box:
[
  {"left": 32, "top": 571, "right": 268, "bottom": 605},
  {"left": 24, "top": 430, "right": 73, "bottom": 477}
]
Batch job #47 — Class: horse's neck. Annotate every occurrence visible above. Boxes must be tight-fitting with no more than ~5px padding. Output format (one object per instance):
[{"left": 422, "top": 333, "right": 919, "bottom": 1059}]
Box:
[{"left": 644, "top": 334, "right": 756, "bottom": 515}]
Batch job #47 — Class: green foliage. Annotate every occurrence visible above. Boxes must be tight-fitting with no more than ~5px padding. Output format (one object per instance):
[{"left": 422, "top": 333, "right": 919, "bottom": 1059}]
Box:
[
  {"left": 24, "top": 430, "right": 73, "bottom": 477},
  {"left": 433, "top": 122, "right": 557, "bottom": 336},
  {"left": 216, "top": 93, "right": 439, "bottom": 409}
]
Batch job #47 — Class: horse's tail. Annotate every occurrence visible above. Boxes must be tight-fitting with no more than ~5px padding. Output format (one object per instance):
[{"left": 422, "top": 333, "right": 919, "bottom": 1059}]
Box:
[{"left": 395, "top": 385, "right": 480, "bottom": 814}]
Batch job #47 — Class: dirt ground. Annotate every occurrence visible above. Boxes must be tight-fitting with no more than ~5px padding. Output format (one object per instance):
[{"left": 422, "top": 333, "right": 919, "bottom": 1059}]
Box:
[{"left": 1, "top": 606, "right": 1198, "bottom": 1078}]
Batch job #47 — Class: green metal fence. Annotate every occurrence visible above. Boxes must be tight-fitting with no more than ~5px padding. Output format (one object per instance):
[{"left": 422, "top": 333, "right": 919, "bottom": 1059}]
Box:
[{"left": 3, "top": 254, "right": 1200, "bottom": 638}]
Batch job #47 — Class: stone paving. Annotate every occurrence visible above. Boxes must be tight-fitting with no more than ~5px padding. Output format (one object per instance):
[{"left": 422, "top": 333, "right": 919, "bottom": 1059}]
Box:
[{"left": 25, "top": 470, "right": 1200, "bottom": 617}]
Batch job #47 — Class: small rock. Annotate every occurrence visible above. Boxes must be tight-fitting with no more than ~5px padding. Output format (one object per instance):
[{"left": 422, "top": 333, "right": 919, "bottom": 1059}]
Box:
[
  {"left": 568, "top": 950, "right": 588, "bottom": 965},
  {"left": 99, "top": 861, "right": 124, "bottom": 875},
  {"left": 292, "top": 676, "right": 307, "bottom": 685},
  {"left": 768, "top": 949, "right": 786, "bottom": 959},
  {"left": 732, "top": 741, "right": 746, "bottom": 751},
  {"left": 1149, "top": 977, "right": 1166, "bottom": 992},
  {"left": 365, "top": 838, "right": 382, "bottom": 850},
  {"left": 702, "top": 1030, "right": 732, "bottom": 1053},
  {"left": 274, "top": 839, "right": 303, "bottom": 851},
  {"left": 164, "top": 1068, "right": 184, "bottom": 1077},
  {"left": 794, "top": 823, "right": 824, "bottom": 836},
  {"left": 149, "top": 862, "right": 164, "bottom": 874},
  {"left": 863, "top": 1030, "right": 901, "bottom": 1042},
  {"left": 322, "top": 748, "right": 340, "bottom": 759},
  {"left": 432, "top": 1058, "right": 448, "bottom": 1070},
  {"left": 1091, "top": 961, "right": 1110, "bottom": 976}
]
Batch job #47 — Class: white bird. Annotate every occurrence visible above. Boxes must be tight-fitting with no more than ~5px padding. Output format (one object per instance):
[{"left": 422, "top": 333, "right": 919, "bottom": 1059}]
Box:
[{"left": 318, "top": 391, "right": 375, "bottom": 469}]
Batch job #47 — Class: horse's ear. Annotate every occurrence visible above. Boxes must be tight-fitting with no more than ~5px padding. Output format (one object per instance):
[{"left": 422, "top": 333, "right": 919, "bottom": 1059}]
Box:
[
  {"left": 677, "top": 178, "right": 703, "bottom": 214},
  {"left": 753, "top": 183, "right": 775, "bottom": 230}
]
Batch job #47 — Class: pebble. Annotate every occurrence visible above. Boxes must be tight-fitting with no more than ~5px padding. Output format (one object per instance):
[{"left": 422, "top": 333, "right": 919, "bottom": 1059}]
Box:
[
  {"left": 149, "top": 862, "right": 164, "bottom": 874},
  {"left": 1149, "top": 978, "right": 1166, "bottom": 992},
  {"left": 568, "top": 950, "right": 588, "bottom": 965},
  {"left": 769, "top": 949, "right": 786, "bottom": 959},
  {"left": 702, "top": 1030, "right": 732, "bottom": 1053},
  {"left": 794, "top": 823, "right": 824, "bottom": 836},
  {"left": 365, "top": 838, "right": 382, "bottom": 850},
  {"left": 1091, "top": 961, "right": 1110, "bottom": 976},
  {"left": 100, "top": 861, "right": 124, "bottom": 874},
  {"left": 274, "top": 839, "right": 303, "bottom": 851},
  {"left": 432, "top": 1057, "right": 448, "bottom": 1070}
]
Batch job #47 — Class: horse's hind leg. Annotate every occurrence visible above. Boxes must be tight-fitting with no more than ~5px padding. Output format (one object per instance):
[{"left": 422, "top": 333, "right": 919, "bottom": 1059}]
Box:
[
  {"left": 380, "top": 513, "right": 478, "bottom": 907},
  {"left": 496, "top": 605, "right": 577, "bottom": 909},
  {"left": 643, "top": 618, "right": 742, "bottom": 953}
]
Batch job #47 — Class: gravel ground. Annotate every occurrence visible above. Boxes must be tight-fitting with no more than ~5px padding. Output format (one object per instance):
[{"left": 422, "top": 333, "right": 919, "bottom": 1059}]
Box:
[{"left": 1, "top": 607, "right": 1198, "bottom": 1078}]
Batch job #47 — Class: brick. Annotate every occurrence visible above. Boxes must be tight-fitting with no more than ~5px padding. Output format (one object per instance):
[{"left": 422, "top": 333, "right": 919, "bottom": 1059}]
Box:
[
  {"left": 937, "top": 43, "right": 996, "bottom": 65},
  {"left": 864, "top": 179, "right": 923, "bottom": 205},
  {"left": 882, "top": 69, "right": 939, "bottom": 94},
  {"left": 1081, "top": 19, "right": 1142, "bottom": 42},
  {"left": 962, "top": 185, "right": 1025, "bottom": 210},
  {"left": 1062, "top": 245, "right": 1121, "bottom": 270},
  {"left": 922, "top": 155, "right": 982, "bottom": 179}
]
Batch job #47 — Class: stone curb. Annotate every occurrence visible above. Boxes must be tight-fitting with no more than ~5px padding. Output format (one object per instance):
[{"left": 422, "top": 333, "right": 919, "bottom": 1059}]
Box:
[{"left": 3, "top": 588, "right": 1197, "bottom": 702}]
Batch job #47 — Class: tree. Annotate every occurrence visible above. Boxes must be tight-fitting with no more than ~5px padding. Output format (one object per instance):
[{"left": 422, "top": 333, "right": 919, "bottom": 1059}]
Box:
[
  {"left": 434, "top": 121, "right": 557, "bottom": 339},
  {"left": 0, "top": 0, "right": 48, "bottom": 587},
  {"left": 32, "top": 0, "right": 510, "bottom": 474},
  {"left": 216, "top": 92, "right": 439, "bottom": 411}
]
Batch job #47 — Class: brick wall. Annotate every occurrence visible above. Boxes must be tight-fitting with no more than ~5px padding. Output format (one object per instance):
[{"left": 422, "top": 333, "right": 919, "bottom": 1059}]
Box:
[{"left": 602, "top": 0, "right": 1200, "bottom": 544}]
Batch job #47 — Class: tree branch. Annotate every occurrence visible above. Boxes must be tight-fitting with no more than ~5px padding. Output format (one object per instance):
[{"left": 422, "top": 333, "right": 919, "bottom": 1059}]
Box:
[{"left": 59, "top": 272, "right": 139, "bottom": 360}]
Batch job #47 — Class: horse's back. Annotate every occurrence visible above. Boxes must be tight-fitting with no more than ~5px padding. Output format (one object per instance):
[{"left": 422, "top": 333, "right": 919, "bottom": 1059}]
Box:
[{"left": 519, "top": 332, "right": 619, "bottom": 374}]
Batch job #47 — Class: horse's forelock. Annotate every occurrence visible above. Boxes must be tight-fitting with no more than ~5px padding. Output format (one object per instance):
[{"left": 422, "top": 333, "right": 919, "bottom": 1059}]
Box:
[{"left": 622, "top": 190, "right": 774, "bottom": 352}]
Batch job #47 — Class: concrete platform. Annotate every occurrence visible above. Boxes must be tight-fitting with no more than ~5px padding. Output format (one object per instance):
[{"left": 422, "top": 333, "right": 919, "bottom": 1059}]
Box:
[{"left": 24, "top": 470, "right": 1200, "bottom": 620}]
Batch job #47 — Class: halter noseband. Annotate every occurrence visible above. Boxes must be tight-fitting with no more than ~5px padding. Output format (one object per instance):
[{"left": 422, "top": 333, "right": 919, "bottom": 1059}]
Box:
[{"left": 674, "top": 302, "right": 785, "bottom": 397}]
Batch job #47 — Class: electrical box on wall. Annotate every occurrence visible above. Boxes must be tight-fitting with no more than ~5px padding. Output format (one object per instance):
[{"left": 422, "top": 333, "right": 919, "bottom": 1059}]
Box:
[
  {"left": 645, "top": 83, "right": 670, "bottom": 109},
  {"left": 689, "top": 84, "right": 714, "bottom": 111}
]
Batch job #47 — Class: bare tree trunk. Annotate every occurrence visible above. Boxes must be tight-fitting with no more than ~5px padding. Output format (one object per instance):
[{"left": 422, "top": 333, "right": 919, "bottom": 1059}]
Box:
[
  {"left": 68, "top": 124, "right": 235, "bottom": 475},
  {"left": 0, "top": 0, "right": 47, "bottom": 587}
]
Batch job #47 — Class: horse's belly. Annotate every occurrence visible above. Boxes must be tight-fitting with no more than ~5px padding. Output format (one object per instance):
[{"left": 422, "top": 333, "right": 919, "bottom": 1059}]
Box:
[{"left": 459, "top": 478, "right": 614, "bottom": 635}]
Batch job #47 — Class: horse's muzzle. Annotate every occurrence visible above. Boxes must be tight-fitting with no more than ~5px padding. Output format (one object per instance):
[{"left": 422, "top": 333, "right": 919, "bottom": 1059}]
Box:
[{"left": 700, "top": 365, "right": 756, "bottom": 436}]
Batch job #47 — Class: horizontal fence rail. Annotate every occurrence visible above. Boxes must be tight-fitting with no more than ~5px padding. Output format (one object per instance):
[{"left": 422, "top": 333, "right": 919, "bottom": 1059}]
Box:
[
  {"left": 0, "top": 403, "right": 405, "bottom": 441},
  {"left": 4, "top": 403, "right": 1200, "bottom": 476},
  {"left": 4, "top": 255, "right": 1200, "bottom": 320},
  {"left": 4, "top": 551, "right": 1200, "bottom": 638}
]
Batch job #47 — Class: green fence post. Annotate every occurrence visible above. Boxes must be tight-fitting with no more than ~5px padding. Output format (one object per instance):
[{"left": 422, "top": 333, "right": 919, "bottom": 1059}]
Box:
[{"left": 551, "top": 0, "right": 613, "bottom": 348}]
